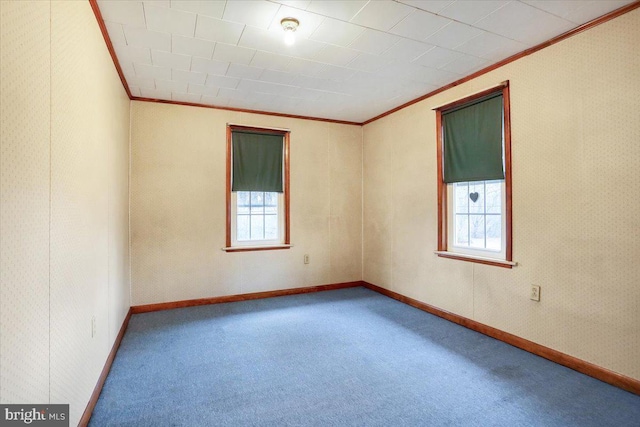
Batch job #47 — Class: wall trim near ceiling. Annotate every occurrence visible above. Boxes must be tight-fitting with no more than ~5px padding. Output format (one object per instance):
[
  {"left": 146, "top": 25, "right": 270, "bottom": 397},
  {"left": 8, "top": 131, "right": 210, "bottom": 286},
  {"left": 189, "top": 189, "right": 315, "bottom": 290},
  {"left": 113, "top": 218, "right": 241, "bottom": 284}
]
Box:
[
  {"left": 78, "top": 308, "right": 132, "bottom": 427},
  {"left": 362, "top": 282, "right": 640, "bottom": 396},
  {"left": 362, "top": 1, "right": 640, "bottom": 125},
  {"left": 89, "top": 0, "right": 639, "bottom": 127}
]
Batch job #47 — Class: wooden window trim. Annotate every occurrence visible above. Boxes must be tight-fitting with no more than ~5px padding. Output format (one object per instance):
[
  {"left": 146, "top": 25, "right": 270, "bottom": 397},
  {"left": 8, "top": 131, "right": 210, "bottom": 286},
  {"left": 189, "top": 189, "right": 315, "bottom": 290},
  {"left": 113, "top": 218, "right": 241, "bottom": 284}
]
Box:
[
  {"left": 435, "top": 82, "right": 513, "bottom": 268},
  {"left": 225, "top": 125, "right": 290, "bottom": 251}
]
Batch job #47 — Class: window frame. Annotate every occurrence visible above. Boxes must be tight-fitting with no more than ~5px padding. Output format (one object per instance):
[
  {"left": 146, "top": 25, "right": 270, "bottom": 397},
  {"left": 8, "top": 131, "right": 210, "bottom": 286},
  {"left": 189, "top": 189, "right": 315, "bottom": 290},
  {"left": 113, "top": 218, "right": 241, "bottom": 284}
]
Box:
[
  {"left": 225, "top": 124, "right": 290, "bottom": 252},
  {"left": 435, "top": 82, "right": 513, "bottom": 268}
]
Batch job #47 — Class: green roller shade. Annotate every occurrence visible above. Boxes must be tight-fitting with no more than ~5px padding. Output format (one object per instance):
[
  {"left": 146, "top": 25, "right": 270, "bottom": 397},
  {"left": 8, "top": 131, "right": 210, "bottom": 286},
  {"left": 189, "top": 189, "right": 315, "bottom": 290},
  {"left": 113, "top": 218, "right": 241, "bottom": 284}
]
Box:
[
  {"left": 232, "top": 131, "right": 284, "bottom": 193},
  {"left": 443, "top": 94, "right": 504, "bottom": 183}
]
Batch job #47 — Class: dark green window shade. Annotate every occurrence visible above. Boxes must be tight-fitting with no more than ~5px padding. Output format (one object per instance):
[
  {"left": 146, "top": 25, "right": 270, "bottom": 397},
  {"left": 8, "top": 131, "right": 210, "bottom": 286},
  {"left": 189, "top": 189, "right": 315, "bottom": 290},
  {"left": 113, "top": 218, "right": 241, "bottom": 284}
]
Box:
[
  {"left": 232, "top": 131, "right": 284, "bottom": 193},
  {"left": 443, "top": 94, "right": 504, "bottom": 183}
]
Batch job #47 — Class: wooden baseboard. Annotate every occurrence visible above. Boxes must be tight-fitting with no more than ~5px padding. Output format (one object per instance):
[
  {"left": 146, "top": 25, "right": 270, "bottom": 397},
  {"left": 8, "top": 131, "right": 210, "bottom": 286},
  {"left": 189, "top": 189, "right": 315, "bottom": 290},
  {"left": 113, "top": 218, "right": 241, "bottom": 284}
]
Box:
[
  {"left": 79, "top": 308, "right": 133, "bottom": 427},
  {"left": 131, "top": 281, "right": 365, "bottom": 314},
  {"left": 362, "top": 281, "right": 640, "bottom": 395}
]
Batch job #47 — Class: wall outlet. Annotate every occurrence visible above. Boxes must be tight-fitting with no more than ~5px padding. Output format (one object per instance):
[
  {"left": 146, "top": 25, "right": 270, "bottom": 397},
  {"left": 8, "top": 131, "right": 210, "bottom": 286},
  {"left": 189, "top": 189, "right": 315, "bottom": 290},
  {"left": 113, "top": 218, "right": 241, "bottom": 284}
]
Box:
[
  {"left": 91, "top": 316, "right": 97, "bottom": 338},
  {"left": 530, "top": 285, "right": 541, "bottom": 302},
  {"left": 304, "top": 254, "right": 309, "bottom": 264}
]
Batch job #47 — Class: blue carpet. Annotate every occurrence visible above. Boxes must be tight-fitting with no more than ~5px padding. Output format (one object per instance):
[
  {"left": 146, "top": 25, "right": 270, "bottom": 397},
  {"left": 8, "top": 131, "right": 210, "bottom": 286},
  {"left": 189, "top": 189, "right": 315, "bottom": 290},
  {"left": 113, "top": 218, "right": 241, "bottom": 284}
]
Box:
[{"left": 90, "top": 287, "right": 640, "bottom": 426}]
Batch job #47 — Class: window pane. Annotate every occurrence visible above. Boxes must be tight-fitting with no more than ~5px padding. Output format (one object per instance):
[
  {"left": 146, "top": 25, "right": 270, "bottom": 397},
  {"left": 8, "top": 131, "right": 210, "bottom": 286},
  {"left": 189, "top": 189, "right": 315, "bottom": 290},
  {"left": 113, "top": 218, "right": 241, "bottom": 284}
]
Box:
[
  {"left": 237, "top": 191, "right": 250, "bottom": 214},
  {"left": 468, "top": 182, "right": 485, "bottom": 214},
  {"left": 264, "top": 214, "right": 278, "bottom": 240},
  {"left": 237, "top": 214, "right": 250, "bottom": 241},
  {"left": 485, "top": 181, "right": 502, "bottom": 214},
  {"left": 250, "top": 192, "right": 264, "bottom": 214},
  {"left": 455, "top": 214, "right": 469, "bottom": 246},
  {"left": 486, "top": 214, "right": 502, "bottom": 251},
  {"left": 469, "top": 214, "right": 485, "bottom": 248},
  {"left": 264, "top": 192, "right": 278, "bottom": 214},
  {"left": 454, "top": 182, "right": 468, "bottom": 213},
  {"left": 250, "top": 214, "right": 265, "bottom": 240}
]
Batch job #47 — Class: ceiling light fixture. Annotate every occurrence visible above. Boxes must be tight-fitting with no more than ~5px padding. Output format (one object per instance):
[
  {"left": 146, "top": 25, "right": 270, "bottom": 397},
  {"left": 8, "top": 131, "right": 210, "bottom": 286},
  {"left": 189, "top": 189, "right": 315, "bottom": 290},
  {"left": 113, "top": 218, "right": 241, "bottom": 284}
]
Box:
[{"left": 280, "top": 17, "right": 299, "bottom": 46}]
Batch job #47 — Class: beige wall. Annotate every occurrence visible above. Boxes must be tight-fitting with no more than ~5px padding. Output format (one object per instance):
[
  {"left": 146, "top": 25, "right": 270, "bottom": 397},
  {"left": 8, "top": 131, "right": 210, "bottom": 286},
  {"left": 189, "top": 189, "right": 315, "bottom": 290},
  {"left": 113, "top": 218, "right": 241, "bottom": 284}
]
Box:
[
  {"left": 130, "top": 102, "right": 362, "bottom": 305},
  {"left": 0, "top": 1, "right": 130, "bottom": 424},
  {"left": 363, "top": 9, "right": 640, "bottom": 381}
]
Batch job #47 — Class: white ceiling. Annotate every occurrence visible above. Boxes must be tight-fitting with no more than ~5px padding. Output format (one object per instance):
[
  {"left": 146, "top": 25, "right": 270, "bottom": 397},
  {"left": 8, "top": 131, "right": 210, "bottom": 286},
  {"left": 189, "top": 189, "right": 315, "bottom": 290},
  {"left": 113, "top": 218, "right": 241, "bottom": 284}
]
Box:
[{"left": 97, "top": 0, "right": 635, "bottom": 123}]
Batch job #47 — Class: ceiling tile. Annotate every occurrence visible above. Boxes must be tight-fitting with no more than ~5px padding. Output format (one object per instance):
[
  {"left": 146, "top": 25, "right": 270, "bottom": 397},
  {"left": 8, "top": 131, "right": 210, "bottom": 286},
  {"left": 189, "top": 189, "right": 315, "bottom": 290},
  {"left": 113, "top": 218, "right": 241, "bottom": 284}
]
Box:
[
  {"left": 170, "top": 0, "right": 226, "bottom": 19},
  {"left": 172, "top": 69, "right": 207, "bottom": 85},
  {"left": 205, "top": 74, "right": 241, "bottom": 89},
  {"left": 113, "top": 44, "right": 152, "bottom": 65},
  {"left": 523, "top": 0, "right": 635, "bottom": 24},
  {"left": 155, "top": 79, "right": 188, "bottom": 93},
  {"left": 128, "top": 77, "right": 155, "bottom": 89},
  {"left": 171, "top": 92, "right": 203, "bottom": 103},
  {"left": 438, "top": 1, "right": 509, "bottom": 25},
  {"left": 238, "top": 26, "right": 286, "bottom": 54},
  {"left": 144, "top": 1, "right": 170, "bottom": 7},
  {"left": 285, "top": 57, "right": 327, "bottom": 77},
  {"left": 250, "top": 51, "right": 293, "bottom": 71},
  {"left": 186, "top": 84, "right": 212, "bottom": 96},
  {"left": 104, "top": 22, "right": 126, "bottom": 45},
  {"left": 314, "top": 64, "right": 357, "bottom": 80},
  {"left": 202, "top": 94, "right": 229, "bottom": 106},
  {"left": 381, "top": 38, "right": 434, "bottom": 61},
  {"left": 98, "top": 0, "right": 146, "bottom": 29},
  {"left": 226, "top": 63, "right": 265, "bottom": 79},
  {"left": 123, "top": 27, "right": 172, "bottom": 51},
  {"left": 271, "top": 1, "right": 312, "bottom": 9},
  {"left": 306, "top": 0, "right": 368, "bottom": 21},
  {"left": 195, "top": 15, "right": 245, "bottom": 45},
  {"left": 313, "top": 44, "right": 360, "bottom": 66},
  {"left": 237, "top": 79, "right": 299, "bottom": 97},
  {"left": 440, "top": 54, "right": 489, "bottom": 75},
  {"left": 134, "top": 63, "right": 172, "bottom": 80},
  {"left": 346, "top": 53, "right": 392, "bottom": 73},
  {"left": 454, "top": 31, "right": 528, "bottom": 60},
  {"left": 351, "top": 1, "right": 414, "bottom": 32},
  {"left": 258, "top": 69, "right": 297, "bottom": 85},
  {"left": 396, "top": 1, "right": 454, "bottom": 14},
  {"left": 212, "top": 43, "right": 257, "bottom": 65},
  {"left": 474, "top": 2, "right": 575, "bottom": 45},
  {"left": 144, "top": 5, "right": 197, "bottom": 37},
  {"left": 412, "top": 46, "right": 463, "bottom": 69},
  {"left": 348, "top": 29, "right": 401, "bottom": 55},
  {"left": 191, "top": 57, "right": 229, "bottom": 75},
  {"left": 172, "top": 35, "right": 215, "bottom": 59},
  {"left": 268, "top": 5, "right": 325, "bottom": 38},
  {"left": 309, "top": 17, "right": 365, "bottom": 47},
  {"left": 129, "top": 86, "right": 142, "bottom": 97},
  {"left": 140, "top": 87, "right": 172, "bottom": 99},
  {"left": 283, "top": 37, "right": 327, "bottom": 60},
  {"left": 289, "top": 75, "right": 325, "bottom": 90},
  {"left": 389, "top": 9, "right": 451, "bottom": 41},
  {"left": 425, "top": 21, "right": 484, "bottom": 50},
  {"left": 223, "top": 0, "right": 281, "bottom": 29},
  {"left": 151, "top": 50, "right": 191, "bottom": 71},
  {"left": 408, "top": 66, "right": 461, "bottom": 86}
]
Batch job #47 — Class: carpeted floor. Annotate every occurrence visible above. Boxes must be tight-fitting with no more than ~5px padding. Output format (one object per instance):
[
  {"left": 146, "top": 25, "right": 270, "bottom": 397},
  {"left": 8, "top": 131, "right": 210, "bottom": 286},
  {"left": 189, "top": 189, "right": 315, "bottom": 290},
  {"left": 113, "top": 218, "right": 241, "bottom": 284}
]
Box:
[{"left": 90, "top": 287, "right": 640, "bottom": 426}]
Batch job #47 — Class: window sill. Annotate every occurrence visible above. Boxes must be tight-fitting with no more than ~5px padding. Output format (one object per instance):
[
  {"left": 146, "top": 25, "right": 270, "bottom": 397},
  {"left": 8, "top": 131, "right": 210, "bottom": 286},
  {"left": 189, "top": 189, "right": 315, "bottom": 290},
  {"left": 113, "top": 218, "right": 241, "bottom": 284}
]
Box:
[
  {"left": 222, "top": 244, "right": 292, "bottom": 253},
  {"left": 434, "top": 251, "right": 516, "bottom": 268}
]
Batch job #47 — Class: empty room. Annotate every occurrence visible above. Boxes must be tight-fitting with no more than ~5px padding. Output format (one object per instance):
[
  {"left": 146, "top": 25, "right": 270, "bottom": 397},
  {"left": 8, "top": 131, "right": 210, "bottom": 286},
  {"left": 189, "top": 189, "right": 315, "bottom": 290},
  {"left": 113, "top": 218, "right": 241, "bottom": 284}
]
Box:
[{"left": 1, "top": 0, "right": 639, "bottom": 425}]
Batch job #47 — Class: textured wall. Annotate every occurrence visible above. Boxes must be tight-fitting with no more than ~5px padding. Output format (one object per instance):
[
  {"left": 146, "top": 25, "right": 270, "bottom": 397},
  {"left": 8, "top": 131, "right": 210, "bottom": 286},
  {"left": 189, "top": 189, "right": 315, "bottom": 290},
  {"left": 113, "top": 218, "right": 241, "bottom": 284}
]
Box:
[
  {"left": 130, "top": 102, "right": 362, "bottom": 305},
  {"left": 0, "top": 1, "right": 130, "bottom": 424},
  {"left": 363, "top": 9, "right": 640, "bottom": 380}
]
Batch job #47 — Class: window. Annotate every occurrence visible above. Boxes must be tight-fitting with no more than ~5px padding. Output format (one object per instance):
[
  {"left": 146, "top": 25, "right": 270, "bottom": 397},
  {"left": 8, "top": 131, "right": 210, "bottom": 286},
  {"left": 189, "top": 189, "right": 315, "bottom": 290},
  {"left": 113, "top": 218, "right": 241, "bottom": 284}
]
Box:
[
  {"left": 225, "top": 125, "right": 290, "bottom": 252},
  {"left": 435, "top": 82, "right": 513, "bottom": 267}
]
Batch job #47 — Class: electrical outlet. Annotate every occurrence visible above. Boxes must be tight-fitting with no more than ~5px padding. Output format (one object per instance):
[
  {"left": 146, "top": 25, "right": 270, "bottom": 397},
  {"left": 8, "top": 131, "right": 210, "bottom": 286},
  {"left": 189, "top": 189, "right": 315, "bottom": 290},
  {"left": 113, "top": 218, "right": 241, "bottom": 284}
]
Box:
[
  {"left": 304, "top": 254, "right": 309, "bottom": 264},
  {"left": 530, "top": 285, "right": 541, "bottom": 302},
  {"left": 91, "top": 316, "right": 96, "bottom": 338}
]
